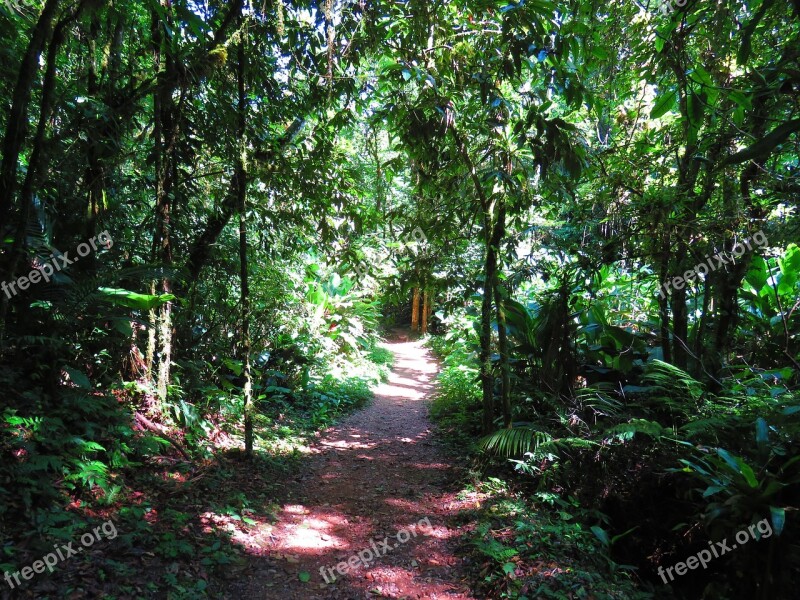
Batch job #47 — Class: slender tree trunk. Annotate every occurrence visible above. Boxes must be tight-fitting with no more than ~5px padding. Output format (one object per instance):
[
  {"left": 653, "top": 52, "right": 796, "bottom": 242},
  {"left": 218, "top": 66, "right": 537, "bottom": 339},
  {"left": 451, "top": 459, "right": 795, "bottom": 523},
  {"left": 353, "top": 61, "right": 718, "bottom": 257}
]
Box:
[
  {"left": 0, "top": 3, "right": 85, "bottom": 343},
  {"left": 492, "top": 203, "right": 511, "bottom": 428},
  {"left": 421, "top": 290, "right": 429, "bottom": 334},
  {"left": 425, "top": 289, "right": 433, "bottom": 323},
  {"left": 450, "top": 125, "right": 495, "bottom": 433},
  {"left": 480, "top": 204, "right": 497, "bottom": 434},
  {"left": 182, "top": 118, "right": 303, "bottom": 286},
  {"left": 693, "top": 275, "right": 711, "bottom": 374},
  {"left": 235, "top": 37, "right": 253, "bottom": 456},
  {"left": 0, "top": 0, "right": 61, "bottom": 232},
  {"left": 84, "top": 9, "right": 104, "bottom": 247},
  {"left": 4, "top": 20, "right": 63, "bottom": 292},
  {"left": 671, "top": 271, "right": 689, "bottom": 370},
  {"left": 411, "top": 287, "right": 420, "bottom": 331},
  {"left": 713, "top": 167, "right": 761, "bottom": 364},
  {"left": 149, "top": 5, "right": 177, "bottom": 399},
  {"left": 657, "top": 234, "right": 672, "bottom": 364}
]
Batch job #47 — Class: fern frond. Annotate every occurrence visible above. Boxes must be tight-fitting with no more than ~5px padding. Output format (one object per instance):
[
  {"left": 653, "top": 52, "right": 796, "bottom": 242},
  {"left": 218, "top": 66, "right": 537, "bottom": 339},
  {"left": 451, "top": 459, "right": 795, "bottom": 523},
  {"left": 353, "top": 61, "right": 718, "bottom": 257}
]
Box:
[
  {"left": 578, "top": 384, "right": 624, "bottom": 417},
  {"left": 481, "top": 427, "right": 552, "bottom": 458},
  {"left": 481, "top": 427, "right": 599, "bottom": 459},
  {"left": 643, "top": 360, "right": 703, "bottom": 402},
  {"left": 679, "top": 417, "right": 732, "bottom": 441},
  {"left": 606, "top": 418, "right": 667, "bottom": 441}
]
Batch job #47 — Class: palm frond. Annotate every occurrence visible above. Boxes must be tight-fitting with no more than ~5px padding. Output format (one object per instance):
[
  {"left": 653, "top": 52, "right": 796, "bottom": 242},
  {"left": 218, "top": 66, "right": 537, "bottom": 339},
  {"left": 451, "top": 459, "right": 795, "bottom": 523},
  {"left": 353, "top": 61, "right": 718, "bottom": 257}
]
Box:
[
  {"left": 480, "top": 427, "right": 599, "bottom": 459},
  {"left": 481, "top": 427, "right": 552, "bottom": 458}
]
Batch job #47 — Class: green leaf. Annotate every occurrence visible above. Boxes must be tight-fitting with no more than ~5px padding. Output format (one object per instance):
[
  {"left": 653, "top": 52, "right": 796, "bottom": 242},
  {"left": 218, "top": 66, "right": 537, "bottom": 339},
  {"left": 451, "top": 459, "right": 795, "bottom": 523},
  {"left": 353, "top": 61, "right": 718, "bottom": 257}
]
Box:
[
  {"left": 591, "top": 525, "right": 610, "bottom": 548},
  {"left": 111, "top": 318, "right": 134, "bottom": 337},
  {"left": 755, "top": 418, "right": 769, "bottom": 448},
  {"left": 64, "top": 366, "right": 91, "bottom": 389},
  {"left": 687, "top": 91, "right": 705, "bottom": 129},
  {"left": 651, "top": 89, "right": 676, "bottom": 118},
  {"left": 98, "top": 287, "right": 176, "bottom": 311},
  {"left": 703, "top": 485, "right": 725, "bottom": 497},
  {"left": 223, "top": 358, "right": 243, "bottom": 377},
  {"left": 770, "top": 506, "right": 785, "bottom": 536},
  {"left": 779, "top": 244, "right": 800, "bottom": 289},
  {"left": 745, "top": 255, "right": 768, "bottom": 292},
  {"left": 690, "top": 66, "right": 713, "bottom": 89},
  {"left": 298, "top": 571, "right": 311, "bottom": 583},
  {"left": 729, "top": 90, "right": 752, "bottom": 110},
  {"left": 611, "top": 526, "right": 640, "bottom": 545},
  {"left": 738, "top": 460, "right": 758, "bottom": 488},
  {"left": 716, "top": 448, "right": 740, "bottom": 472},
  {"left": 502, "top": 562, "right": 516, "bottom": 575}
]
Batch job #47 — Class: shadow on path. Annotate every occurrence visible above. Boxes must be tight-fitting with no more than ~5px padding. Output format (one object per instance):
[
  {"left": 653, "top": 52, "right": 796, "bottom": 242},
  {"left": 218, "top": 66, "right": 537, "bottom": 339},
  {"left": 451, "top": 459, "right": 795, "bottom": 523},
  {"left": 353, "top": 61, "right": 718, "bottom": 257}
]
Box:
[{"left": 225, "top": 339, "right": 478, "bottom": 599}]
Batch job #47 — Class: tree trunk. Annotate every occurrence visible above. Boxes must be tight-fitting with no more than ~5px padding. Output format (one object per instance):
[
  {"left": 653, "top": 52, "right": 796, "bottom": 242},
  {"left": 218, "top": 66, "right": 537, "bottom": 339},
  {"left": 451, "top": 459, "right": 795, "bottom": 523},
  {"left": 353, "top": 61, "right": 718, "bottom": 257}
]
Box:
[
  {"left": 411, "top": 287, "right": 420, "bottom": 332},
  {"left": 657, "top": 235, "right": 672, "bottom": 364},
  {"left": 449, "top": 125, "right": 495, "bottom": 433},
  {"left": 480, "top": 205, "right": 497, "bottom": 434},
  {"left": 235, "top": 37, "right": 253, "bottom": 456},
  {"left": 492, "top": 203, "right": 511, "bottom": 428},
  {"left": 425, "top": 289, "right": 433, "bottom": 323},
  {"left": 183, "top": 118, "right": 304, "bottom": 286},
  {"left": 0, "top": 0, "right": 61, "bottom": 232},
  {"left": 0, "top": 3, "right": 86, "bottom": 342},
  {"left": 670, "top": 275, "right": 689, "bottom": 370},
  {"left": 150, "top": 5, "right": 177, "bottom": 399},
  {"left": 1, "top": 11, "right": 69, "bottom": 331},
  {"left": 421, "top": 290, "right": 429, "bottom": 334},
  {"left": 692, "top": 274, "right": 711, "bottom": 375},
  {"left": 84, "top": 9, "right": 104, "bottom": 247}
]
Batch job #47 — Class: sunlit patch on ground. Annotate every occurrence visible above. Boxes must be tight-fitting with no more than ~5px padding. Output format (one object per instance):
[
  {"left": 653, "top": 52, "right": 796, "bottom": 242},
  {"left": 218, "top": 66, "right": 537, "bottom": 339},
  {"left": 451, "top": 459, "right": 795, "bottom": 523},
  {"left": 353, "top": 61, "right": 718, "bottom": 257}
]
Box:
[
  {"left": 281, "top": 517, "right": 342, "bottom": 551},
  {"left": 318, "top": 437, "right": 377, "bottom": 450},
  {"left": 227, "top": 339, "right": 476, "bottom": 599},
  {"left": 372, "top": 381, "right": 426, "bottom": 399}
]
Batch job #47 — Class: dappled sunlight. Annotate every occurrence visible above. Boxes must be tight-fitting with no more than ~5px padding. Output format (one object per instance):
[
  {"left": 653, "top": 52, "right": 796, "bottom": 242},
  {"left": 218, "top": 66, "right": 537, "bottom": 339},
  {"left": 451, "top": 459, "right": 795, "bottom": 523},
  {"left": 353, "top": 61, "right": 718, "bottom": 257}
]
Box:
[
  {"left": 387, "top": 373, "right": 425, "bottom": 387},
  {"left": 281, "top": 518, "right": 343, "bottom": 551},
  {"left": 372, "top": 384, "right": 426, "bottom": 399},
  {"left": 225, "top": 339, "right": 475, "bottom": 598},
  {"left": 284, "top": 504, "right": 310, "bottom": 515},
  {"left": 394, "top": 359, "right": 437, "bottom": 374},
  {"left": 318, "top": 438, "right": 377, "bottom": 450},
  {"left": 199, "top": 511, "right": 275, "bottom": 553},
  {"left": 407, "top": 461, "right": 451, "bottom": 470}
]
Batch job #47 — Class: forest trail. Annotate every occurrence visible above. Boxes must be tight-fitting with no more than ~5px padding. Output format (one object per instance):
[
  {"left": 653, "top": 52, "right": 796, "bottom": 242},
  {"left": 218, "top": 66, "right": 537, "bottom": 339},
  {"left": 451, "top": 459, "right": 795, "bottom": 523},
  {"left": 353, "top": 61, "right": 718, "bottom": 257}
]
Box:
[{"left": 227, "top": 337, "right": 478, "bottom": 599}]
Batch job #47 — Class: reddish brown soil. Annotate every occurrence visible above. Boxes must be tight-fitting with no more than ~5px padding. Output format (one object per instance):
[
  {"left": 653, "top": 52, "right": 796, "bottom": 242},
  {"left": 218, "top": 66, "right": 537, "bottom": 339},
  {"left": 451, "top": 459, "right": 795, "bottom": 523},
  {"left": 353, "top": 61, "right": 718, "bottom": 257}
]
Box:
[{"left": 226, "top": 339, "right": 479, "bottom": 599}]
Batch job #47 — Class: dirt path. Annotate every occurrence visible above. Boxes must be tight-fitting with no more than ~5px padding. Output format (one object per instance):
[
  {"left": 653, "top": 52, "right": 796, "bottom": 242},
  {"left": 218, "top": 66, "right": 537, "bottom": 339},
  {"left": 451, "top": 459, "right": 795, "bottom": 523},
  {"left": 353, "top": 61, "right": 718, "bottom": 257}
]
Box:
[{"left": 227, "top": 339, "right": 478, "bottom": 599}]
